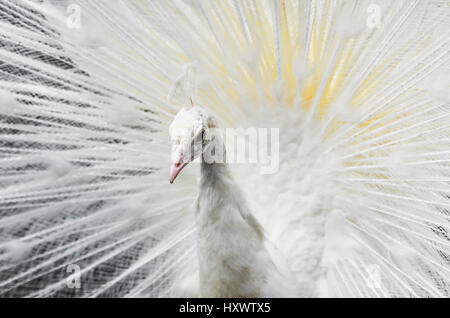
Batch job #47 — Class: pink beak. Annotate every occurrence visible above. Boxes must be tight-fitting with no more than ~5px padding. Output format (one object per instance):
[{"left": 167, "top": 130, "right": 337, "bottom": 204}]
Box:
[{"left": 169, "top": 156, "right": 188, "bottom": 184}]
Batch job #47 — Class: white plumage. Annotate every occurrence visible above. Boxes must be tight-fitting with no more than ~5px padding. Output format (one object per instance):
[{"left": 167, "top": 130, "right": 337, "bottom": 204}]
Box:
[
  {"left": 169, "top": 105, "right": 297, "bottom": 297},
  {"left": 0, "top": 0, "right": 449, "bottom": 298}
]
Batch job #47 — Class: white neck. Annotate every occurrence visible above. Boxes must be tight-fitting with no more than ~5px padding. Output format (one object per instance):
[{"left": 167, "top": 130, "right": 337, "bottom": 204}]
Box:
[
  {"left": 195, "top": 130, "right": 270, "bottom": 297},
  {"left": 197, "top": 132, "right": 232, "bottom": 218},
  {"left": 198, "top": 129, "right": 231, "bottom": 208}
]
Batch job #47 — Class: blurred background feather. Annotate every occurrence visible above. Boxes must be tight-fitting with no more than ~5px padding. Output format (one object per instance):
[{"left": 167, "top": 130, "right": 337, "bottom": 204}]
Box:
[{"left": 0, "top": 0, "right": 449, "bottom": 297}]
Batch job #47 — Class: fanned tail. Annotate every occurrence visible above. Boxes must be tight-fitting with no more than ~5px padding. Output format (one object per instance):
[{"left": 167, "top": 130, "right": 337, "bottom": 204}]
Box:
[{"left": 0, "top": 0, "right": 448, "bottom": 297}]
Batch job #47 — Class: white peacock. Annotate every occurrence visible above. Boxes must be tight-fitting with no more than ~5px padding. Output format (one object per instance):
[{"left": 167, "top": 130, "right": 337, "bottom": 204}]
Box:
[{"left": 0, "top": 0, "right": 449, "bottom": 298}]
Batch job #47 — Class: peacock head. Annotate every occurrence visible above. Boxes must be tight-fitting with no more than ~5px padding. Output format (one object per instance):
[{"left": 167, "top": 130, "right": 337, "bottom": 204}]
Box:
[{"left": 169, "top": 103, "right": 217, "bottom": 184}]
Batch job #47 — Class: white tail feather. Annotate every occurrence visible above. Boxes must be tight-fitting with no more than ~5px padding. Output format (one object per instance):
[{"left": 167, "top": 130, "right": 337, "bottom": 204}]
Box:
[{"left": 0, "top": 0, "right": 448, "bottom": 297}]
